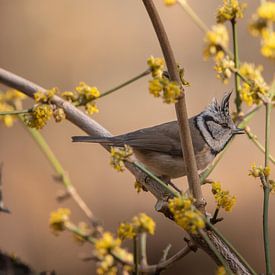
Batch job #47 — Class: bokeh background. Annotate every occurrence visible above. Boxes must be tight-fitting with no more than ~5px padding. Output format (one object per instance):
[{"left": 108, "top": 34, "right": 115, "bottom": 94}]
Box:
[{"left": 0, "top": 1, "right": 274, "bottom": 274}]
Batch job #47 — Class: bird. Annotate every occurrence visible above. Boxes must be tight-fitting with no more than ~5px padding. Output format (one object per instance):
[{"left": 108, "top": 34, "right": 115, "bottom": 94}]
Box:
[{"left": 72, "top": 92, "right": 244, "bottom": 180}]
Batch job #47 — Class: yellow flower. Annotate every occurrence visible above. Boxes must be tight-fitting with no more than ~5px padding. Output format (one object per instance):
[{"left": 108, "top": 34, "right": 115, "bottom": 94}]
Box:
[
  {"left": 162, "top": 81, "right": 181, "bottom": 104},
  {"left": 168, "top": 197, "right": 205, "bottom": 234},
  {"left": 53, "top": 108, "right": 66, "bottom": 122},
  {"left": 164, "top": 0, "right": 177, "bottom": 6},
  {"left": 0, "top": 102, "right": 16, "bottom": 127},
  {"left": 110, "top": 145, "right": 133, "bottom": 172},
  {"left": 147, "top": 56, "right": 164, "bottom": 78},
  {"left": 95, "top": 232, "right": 121, "bottom": 256},
  {"left": 270, "top": 180, "right": 275, "bottom": 194},
  {"left": 214, "top": 55, "right": 235, "bottom": 83},
  {"left": 61, "top": 91, "right": 77, "bottom": 102},
  {"left": 261, "top": 31, "right": 275, "bottom": 59},
  {"left": 239, "top": 63, "right": 269, "bottom": 106},
  {"left": 203, "top": 25, "right": 229, "bottom": 59},
  {"left": 76, "top": 82, "right": 100, "bottom": 101},
  {"left": 34, "top": 88, "right": 57, "bottom": 103},
  {"left": 216, "top": 0, "right": 246, "bottom": 23},
  {"left": 96, "top": 255, "right": 117, "bottom": 275},
  {"left": 49, "top": 208, "right": 71, "bottom": 234},
  {"left": 249, "top": 163, "right": 261, "bottom": 178},
  {"left": 118, "top": 223, "right": 136, "bottom": 240},
  {"left": 211, "top": 182, "right": 236, "bottom": 212},
  {"left": 149, "top": 78, "right": 163, "bottom": 97},
  {"left": 85, "top": 102, "right": 99, "bottom": 115},
  {"left": 249, "top": 15, "right": 268, "bottom": 37},
  {"left": 23, "top": 104, "right": 53, "bottom": 129},
  {"left": 257, "top": 2, "right": 275, "bottom": 22},
  {"left": 132, "top": 213, "right": 156, "bottom": 235},
  {"left": 264, "top": 166, "right": 271, "bottom": 177},
  {"left": 216, "top": 266, "right": 227, "bottom": 275}
]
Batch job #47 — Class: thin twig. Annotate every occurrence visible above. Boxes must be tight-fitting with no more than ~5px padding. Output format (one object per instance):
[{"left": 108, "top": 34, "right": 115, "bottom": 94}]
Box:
[
  {"left": 142, "top": 0, "right": 204, "bottom": 211},
  {"left": 231, "top": 19, "right": 241, "bottom": 113},
  {"left": 98, "top": 69, "right": 150, "bottom": 99},
  {"left": 20, "top": 119, "right": 96, "bottom": 224},
  {"left": 140, "top": 233, "right": 148, "bottom": 267},
  {"left": 263, "top": 102, "right": 272, "bottom": 274},
  {"left": 0, "top": 109, "right": 31, "bottom": 115},
  {"left": 0, "top": 163, "right": 10, "bottom": 213}
]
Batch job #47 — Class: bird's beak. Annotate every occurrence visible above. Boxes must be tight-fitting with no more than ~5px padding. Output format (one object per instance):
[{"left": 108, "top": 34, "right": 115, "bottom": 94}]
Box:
[{"left": 232, "top": 128, "right": 245, "bottom": 135}]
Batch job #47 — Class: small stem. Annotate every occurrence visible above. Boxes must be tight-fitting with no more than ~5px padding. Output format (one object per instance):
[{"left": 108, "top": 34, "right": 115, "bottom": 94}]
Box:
[
  {"left": 210, "top": 208, "right": 220, "bottom": 223},
  {"left": 245, "top": 128, "right": 275, "bottom": 164},
  {"left": 231, "top": 19, "right": 241, "bottom": 113},
  {"left": 199, "top": 229, "right": 233, "bottom": 275},
  {"left": 133, "top": 236, "right": 139, "bottom": 275},
  {"left": 140, "top": 233, "right": 148, "bottom": 266},
  {"left": 19, "top": 117, "right": 95, "bottom": 222},
  {"left": 0, "top": 109, "right": 31, "bottom": 115},
  {"left": 98, "top": 69, "right": 150, "bottom": 99},
  {"left": 263, "top": 103, "right": 272, "bottom": 274},
  {"left": 177, "top": 0, "right": 209, "bottom": 33},
  {"left": 206, "top": 222, "right": 257, "bottom": 275}
]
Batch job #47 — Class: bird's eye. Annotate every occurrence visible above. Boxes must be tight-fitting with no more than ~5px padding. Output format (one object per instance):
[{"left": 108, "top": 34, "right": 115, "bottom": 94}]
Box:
[{"left": 221, "top": 123, "right": 228, "bottom": 128}]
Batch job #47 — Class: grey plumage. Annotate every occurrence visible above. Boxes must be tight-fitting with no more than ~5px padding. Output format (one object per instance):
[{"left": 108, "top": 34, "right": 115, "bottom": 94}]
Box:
[{"left": 72, "top": 92, "right": 244, "bottom": 179}]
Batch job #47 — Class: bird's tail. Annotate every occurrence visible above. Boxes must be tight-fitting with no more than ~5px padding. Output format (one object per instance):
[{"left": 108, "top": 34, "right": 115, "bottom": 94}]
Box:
[{"left": 71, "top": 136, "right": 124, "bottom": 147}]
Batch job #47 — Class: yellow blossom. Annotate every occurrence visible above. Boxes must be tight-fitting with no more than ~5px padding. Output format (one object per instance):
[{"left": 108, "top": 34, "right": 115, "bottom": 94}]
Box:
[
  {"left": 132, "top": 213, "right": 156, "bottom": 235},
  {"left": 164, "top": 0, "right": 177, "bottom": 6},
  {"left": 96, "top": 255, "right": 117, "bottom": 275},
  {"left": 61, "top": 91, "right": 77, "bottom": 102},
  {"left": 211, "top": 182, "right": 236, "bottom": 212},
  {"left": 49, "top": 208, "right": 71, "bottom": 234},
  {"left": 249, "top": 164, "right": 271, "bottom": 178},
  {"left": 53, "top": 108, "right": 66, "bottom": 122},
  {"left": 110, "top": 145, "right": 133, "bottom": 172},
  {"left": 261, "top": 31, "right": 275, "bottom": 59},
  {"left": 34, "top": 88, "right": 57, "bottom": 103},
  {"left": 216, "top": 266, "right": 227, "bottom": 275},
  {"left": 203, "top": 25, "right": 229, "bottom": 59},
  {"left": 249, "top": 15, "right": 268, "bottom": 37},
  {"left": 216, "top": 0, "right": 246, "bottom": 23},
  {"left": 264, "top": 166, "right": 271, "bottom": 177},
  {"left": 270, "top": 180, "right": 275, "bottom": 194},
  {"left": 168, "top": 197, "right": 205, "bottom": 234},
  {"left": 239, "top": 63, "right": 269, "bottom": 106},
  {"left": 214, "top": 55, "right": 235, "bottom": 83},
  {"left": 23, "top": 104, "right": 53, "bottom": 129},
  {"left": 257, "top": 2, "right": 275, "bottom": 22},
  {"left": 95, "top": 232, "right": 121, "bottom": 256},
  {"left": 118, "top": 222, "right": 136, "bottom": 240},
  {"left": 76, "top": 82, "right": 100, "bottom": 101},
  {"left": 147, "top": 56, "right": 164, "bottom": 78},
  {"left": 85, "top": 102, "right": 99, "bottom": 115},
  {"left": 162, "top": 81, "right": 181, "bottom": 103},
  {"left": 0, "top": 102, "right": 16, "bottom": 127},
  {"left": 149, "top": 78, "right": 163, "bottom": 97}
]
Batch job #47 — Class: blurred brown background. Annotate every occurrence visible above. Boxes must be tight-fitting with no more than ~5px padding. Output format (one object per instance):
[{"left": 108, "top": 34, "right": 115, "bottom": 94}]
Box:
[{"left": 0, "top": 1, "right": 274, "bottom": 274}]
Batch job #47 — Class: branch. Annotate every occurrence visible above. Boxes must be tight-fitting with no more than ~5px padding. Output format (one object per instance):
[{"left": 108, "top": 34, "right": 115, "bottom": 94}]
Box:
[{"left": 142, "top": 0, "right": 204, "bottom": 211}]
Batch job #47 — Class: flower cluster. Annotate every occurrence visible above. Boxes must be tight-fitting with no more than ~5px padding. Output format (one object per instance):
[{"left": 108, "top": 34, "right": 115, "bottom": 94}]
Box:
[
  {"left": 110, "top": 145, "right": 133, "bottom": 172},
  {"left": 249, "top": 2, "right": 275, "bottom": 59},
  {"left": 117, "top": 213, "right": 156, "bottom": 240},
  {"left": 216, "top": 0, "right": 246, "bottom": 23},
  {"left": 95, "top": 232, "right": 132, "bottom": 275},
  {"left": 164, "top": 0, "right": 176, "bottom": 6},
  {"left": 147, "top": 56, "right": 182, "bottom": 104},
  {"left": 134, "top": 181, "right": 144, "bottom": 193},
  {"left": 203, "top": 25, "right": 229, "bottom": 60},
  {"left": 49, "top": 208, "right": 71, "bottom": 235},
  {"left": 239, "top": 63, "right": 269, "bottom": 106},
  {"left": 0, "top": 89, "right": 26, "bottom": 127},
  {"left": 34, "top": 88, "right": 57, "bottom": 103},
  {"left": 62, "top": 82, "right": 100, "bottom": 115},
  {"left": 23, "top": 104, "right": 53, "bottom": 129},
  {"left": 249, "top": 163, "right": 270, "bottom": 178},
  {"left": 211, "top": 182, "right": 236, "bottom": 212},
  {"left": 214, "top": 54, "right": 235, "bottom": 83},
  {"left": 168, "top": 197, "right": 205, "bottom": 234}
]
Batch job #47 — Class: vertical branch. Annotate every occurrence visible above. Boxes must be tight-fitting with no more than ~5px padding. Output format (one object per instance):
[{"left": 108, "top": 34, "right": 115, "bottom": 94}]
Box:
[
  {"left": 140, "top": 233, "right": 148, "bottom": 267},
  {"left": 142, "top": 0, "right": 205, "bottom": 211},
  {"left": 263, "top": 102, "right": 272, "bottom": 274},
  {"left": 231, "top": 19, "right": 241, "bottom": 113},
  {"left": 133, "top": 236, "right": 139, "bottom": 275}
]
